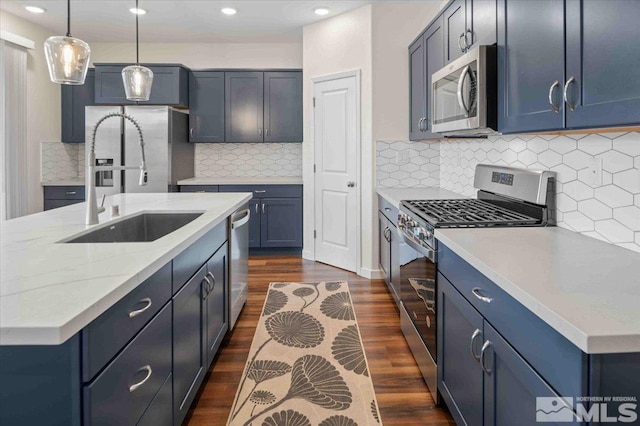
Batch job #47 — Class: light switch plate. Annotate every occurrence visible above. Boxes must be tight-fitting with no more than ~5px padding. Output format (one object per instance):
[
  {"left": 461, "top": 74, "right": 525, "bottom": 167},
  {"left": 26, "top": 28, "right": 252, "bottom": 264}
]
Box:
[{"left": 586, "top": 157, "right": 603, "bottom": 187}]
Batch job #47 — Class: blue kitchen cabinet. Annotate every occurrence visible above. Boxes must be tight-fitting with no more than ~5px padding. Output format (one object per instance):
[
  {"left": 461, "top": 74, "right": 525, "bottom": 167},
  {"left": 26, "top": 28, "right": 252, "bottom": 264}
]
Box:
[
  {"left": 466, "top": 0, "right": 496, "bottom": 48},
  {"left": 43, "top": 185, "right": 85, "bottom": 211},
  {"left": 438, "top": 274, "right": 484, "bottom": 426},
  {"left": 189, "top": 71, "right": 225, "bottom": 142},
  {"left": 564, "top": 0, "right": 640, "bottom": 129},
  {"left": 261, "top": 198, "right": 303, "bottom": 248},
  {"left": 225, "top": 71, "right": 264, "bottom": 143},
  {"left": 264, "top": 72, "right": 303, "bottom": 142},
  {"left": 444, "top": 0, "right": 467, "bottom": 64},
  {"left": 424, "top": 17, "right": 445, "bottom": 138},
  {"left": 94, "top": 64, "right": 189, "bottom": 107},
  {"left": 61, "top": 69, "right": 95, "bottom": 143},
  {"left": 409, "top": 35, "right": 426, "bottom": 140},
  {"left": 497, "top": 0, "right": 566, "bottom": 133},
  {"left": 204, "top": 243, "right": 229, "bottom": 366},
  {"left": 172, "top": 264, "right": 208, "bottom": 426}
]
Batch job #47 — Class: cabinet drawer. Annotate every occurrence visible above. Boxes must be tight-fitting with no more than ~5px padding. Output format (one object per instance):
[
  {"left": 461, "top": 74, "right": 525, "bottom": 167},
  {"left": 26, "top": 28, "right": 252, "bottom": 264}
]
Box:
[
  {"left": 438, "top": 245, "right": 587, "bottom": 397},
  {"left": 137, "top": 372, "right": 172, "bottom": 426},
  {"left": 44, "top": 186, "right": 85, "bottom": 200},
  {"left": 218, "top": 184, "right": 302, "bottom": 198},
  {"left": 179, "top": 185, "right": 219, "bottom": 193},
  {"left": 83, "top": 303, "right": 172, "bottom": 426},
  {"left": 82, "top": 263, "right": 171, "bottom": 381},
  {"left": 173, "top": 221, "right": 227, "bottom": 294},
  {"left": 44, "top": 199, "right": 84, "bottom": 211},
  {"left": 378, "top": 195, "right": 399, "bottom": 224}
]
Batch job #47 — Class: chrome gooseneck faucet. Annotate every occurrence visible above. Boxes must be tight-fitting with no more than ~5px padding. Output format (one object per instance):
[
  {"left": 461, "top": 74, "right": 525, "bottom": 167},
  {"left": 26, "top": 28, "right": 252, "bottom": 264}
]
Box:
[{"left": 86, "top": 113, "right": 148, "bottom": 225}]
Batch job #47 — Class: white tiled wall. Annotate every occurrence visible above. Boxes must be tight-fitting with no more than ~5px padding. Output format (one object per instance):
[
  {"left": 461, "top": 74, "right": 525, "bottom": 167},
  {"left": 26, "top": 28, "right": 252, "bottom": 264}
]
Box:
[
  {"left": 438, "top": 133, "right": 640, "bottom": 253},
  {"left": 41, "top": 142, "right": 83, "bottom": 181},
  {"left": 376, "top": 140, "right": 440, "bottom": 187},
  {"left": 195, "top": 143, "right": 302, "bottom": 177}
]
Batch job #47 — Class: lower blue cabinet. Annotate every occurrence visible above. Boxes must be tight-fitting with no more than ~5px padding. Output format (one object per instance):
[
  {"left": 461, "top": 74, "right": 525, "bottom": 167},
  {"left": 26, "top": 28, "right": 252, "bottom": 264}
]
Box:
[
  {"left": 205, "top": 243, "right": 228, "bottom": 366},
  {"left": 83, "top": 303, "right": 172, "bottom": 426},
  {"left": 137, "top": 373, "right": 173, "bottom": 426},
  {"left": 261, "top": 198, "right": 302, "bottom": 248},
  {"left": 172, "top": 264, "right": 208, "bottom": 426}
]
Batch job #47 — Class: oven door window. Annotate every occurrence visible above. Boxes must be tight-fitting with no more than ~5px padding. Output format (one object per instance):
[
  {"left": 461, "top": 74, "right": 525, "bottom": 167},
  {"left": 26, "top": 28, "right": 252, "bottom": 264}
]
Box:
[
  {"left": 433, "top": 59, "right": 478, "bottom": 125},
  {"left": 400, "top": 254, "right": 437, "bottom": 362}
]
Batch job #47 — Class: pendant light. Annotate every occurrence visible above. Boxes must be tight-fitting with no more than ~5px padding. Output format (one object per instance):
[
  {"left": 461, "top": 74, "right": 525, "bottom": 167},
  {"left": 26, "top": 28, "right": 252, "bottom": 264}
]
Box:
[
  {"left": 122, "top": 0, "right": 153, "bottom": 101},
  {"left": 43, "top": 0, "right": 90, "bottom": 85}
]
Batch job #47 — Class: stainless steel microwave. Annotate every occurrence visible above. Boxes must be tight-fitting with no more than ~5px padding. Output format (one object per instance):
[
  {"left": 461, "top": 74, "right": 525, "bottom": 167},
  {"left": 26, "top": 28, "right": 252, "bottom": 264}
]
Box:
[{"left": 431, "top": 45, "right": 497, "bottom": 136}]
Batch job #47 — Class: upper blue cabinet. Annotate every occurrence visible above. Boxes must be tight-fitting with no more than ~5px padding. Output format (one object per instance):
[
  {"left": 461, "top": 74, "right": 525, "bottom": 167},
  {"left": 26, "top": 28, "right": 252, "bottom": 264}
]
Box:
[
  {"left": 94, "top": 64, "right": 189, "bottom": 108},
  {"left": 445, "top": 0, "right": 496, "bottom": 65},
  {"left": 189, "top": 71, "right": 225, "bottom": 143},
  {"left": 498, "top": 0, "right": 640, "bottom": 134},
  {"left": 61, "top": 68, "right": 95, "bottom": 143}
]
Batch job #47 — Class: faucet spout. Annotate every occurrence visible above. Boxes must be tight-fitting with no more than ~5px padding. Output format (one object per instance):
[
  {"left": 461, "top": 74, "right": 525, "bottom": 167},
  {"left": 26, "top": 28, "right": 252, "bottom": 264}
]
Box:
[{"left": 86, "top": 112, "right": 147, "bottom": 225}]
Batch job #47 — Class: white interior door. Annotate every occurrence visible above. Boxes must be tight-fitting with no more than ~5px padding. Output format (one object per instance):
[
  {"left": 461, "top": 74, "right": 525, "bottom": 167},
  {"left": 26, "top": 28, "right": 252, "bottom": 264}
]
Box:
[{"left": 313, "top": 73, "right": 359, "bottom": 273}]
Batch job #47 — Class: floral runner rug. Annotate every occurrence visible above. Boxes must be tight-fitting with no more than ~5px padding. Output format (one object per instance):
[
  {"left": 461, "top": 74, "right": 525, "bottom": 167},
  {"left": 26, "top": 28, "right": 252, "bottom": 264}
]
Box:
[{"left": 227, "top": 281, "right": 383, "bottom": 426}]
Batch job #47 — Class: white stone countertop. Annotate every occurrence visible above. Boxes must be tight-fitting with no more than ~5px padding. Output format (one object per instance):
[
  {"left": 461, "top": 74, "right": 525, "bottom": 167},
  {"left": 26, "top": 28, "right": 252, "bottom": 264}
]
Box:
[
  {"left": 41, "top": 178, "right": 86, "bottom": 186},
  {"left": 436, "top": 226, "right": 640, "bottom": 354},
  {"left": 0, "top": 192, "right": 251, "bottom": 346},
  {"left": 178, "top": 176, "right": 303, "bottom": 186},
  {"left": 376, "top": 186, "right": 467, "bottom": 207}
]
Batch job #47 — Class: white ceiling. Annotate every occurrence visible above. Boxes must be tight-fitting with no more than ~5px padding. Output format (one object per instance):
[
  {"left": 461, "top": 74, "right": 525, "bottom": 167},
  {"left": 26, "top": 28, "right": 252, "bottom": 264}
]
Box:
[{"left": 0, "top": 0, "right": 416, "bottom": 43}]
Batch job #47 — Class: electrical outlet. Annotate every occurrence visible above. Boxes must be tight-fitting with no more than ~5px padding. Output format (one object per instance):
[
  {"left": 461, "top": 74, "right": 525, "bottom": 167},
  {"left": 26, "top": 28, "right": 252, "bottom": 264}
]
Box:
[{"left": 586, "top": 157, "right": 603, "bottom": 187}]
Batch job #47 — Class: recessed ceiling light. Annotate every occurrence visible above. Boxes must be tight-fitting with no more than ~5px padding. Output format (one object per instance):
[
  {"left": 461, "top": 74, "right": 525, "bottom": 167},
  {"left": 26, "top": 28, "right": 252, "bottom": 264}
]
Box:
[
  {"left": 221, "top": 7, "right": 237, "bottom": 15},
  {"left": 25, "top": 5, "right": 46, "bottom": 13},
  {"left": 129, "top": 8, "right": 147, "bottom": 15},
  {"left": 314, "top": 7, "right": 330, "bottom": 16}
]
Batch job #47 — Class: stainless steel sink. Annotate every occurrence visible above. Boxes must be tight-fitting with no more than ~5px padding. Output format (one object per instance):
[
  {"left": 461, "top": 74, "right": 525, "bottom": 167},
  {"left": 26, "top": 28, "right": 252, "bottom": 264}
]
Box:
[{"left": 63, "top": 212, "right": 204, "bottom": 243}]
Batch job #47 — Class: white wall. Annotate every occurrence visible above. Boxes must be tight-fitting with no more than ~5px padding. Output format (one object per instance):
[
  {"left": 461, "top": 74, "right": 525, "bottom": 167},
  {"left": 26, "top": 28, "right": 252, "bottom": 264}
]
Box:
[
  {"left": 302, "top": 5, "right": 374, "bottom": 275},
  {"left": 88, "top": 42, "right": 302, "bottom": 68},
  {"left": 0, "top": 10, "right": 61, "bottom": 214},
  {"left": 372, "top": 2, "right": 442, "bottom": 141}
]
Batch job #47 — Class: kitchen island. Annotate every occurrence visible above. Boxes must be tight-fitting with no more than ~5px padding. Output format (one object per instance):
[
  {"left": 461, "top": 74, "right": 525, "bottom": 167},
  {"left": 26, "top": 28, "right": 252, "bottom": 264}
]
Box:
[{"left": 0, "top": 192, "right": 251, "bottom": 425}]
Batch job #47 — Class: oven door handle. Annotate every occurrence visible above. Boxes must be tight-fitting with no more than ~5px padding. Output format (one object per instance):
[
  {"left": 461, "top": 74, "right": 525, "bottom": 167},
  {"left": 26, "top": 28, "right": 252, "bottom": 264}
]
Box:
[{"left": 397, "top": 228, "right": 437, "bottom": 263}]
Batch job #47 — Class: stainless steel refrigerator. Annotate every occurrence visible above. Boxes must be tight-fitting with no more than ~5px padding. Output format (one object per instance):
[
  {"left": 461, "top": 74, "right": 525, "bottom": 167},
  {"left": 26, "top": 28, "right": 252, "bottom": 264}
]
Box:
[{"left": 85, "top": 106, "right": 194, "bottom": 199}]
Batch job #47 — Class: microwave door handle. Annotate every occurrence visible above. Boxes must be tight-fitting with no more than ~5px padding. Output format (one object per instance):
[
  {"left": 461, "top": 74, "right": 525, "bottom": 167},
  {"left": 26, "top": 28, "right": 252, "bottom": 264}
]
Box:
[{"left": 457, "top": 65, "right": 471, "bottom": 117}]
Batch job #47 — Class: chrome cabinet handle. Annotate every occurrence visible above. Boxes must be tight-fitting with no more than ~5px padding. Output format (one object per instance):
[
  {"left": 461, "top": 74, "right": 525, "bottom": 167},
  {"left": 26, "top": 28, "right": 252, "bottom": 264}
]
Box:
[
  {"left": 383, "top": 227, "right": 391, "bottom": 243},
  {"left": 464, "top": 29, "right": 473, "bottom": 49},
  {"left": 469, "top": 329, "right": 483, "bottom": 361},
  {"left": 259, "top": 128, "right": 263, "bottom": 136},
  {"left": 417, "top": 118, "right": 422, "bottom": 132},
  {"left": 202, "top": 276, "right": 212, "bottom": 299},
  {"left": 548, "top": 80, "right": 560, "bottom": 113},
  {"left": 262, "top": 204, "right": 265, "bottom": 214},
  {"left": 480, "top": 341, "right": 493, "bottom": 374},
  {"left": 384, "top": 207, "right": 391, "bottom": 212},
  {"left": 347, "top": 181, "right": 356, "bottom": 188},
  {"left": 190, "top": 128, "right": 194, "bottom": 137},
  {"left": 265, "top": 128, "right": 269, "bottom": 136},
  {"left": 129, "top": 365, "right": 152, "bottom": 392},
  {"left": 254, "top": 190, "right": 266, "bottom": 193},
  {"left": 129, "top": 298, "right": 152, "bottom": 318},
  {"left": 471, "top": 287, "right": 493, "bottom": 303},
  {"left": 207, "top": 271, "right": 216, "bottom": 291},
  {"left": 458, "top": 33, "right": 467, "bottom": 53},
  {"left": 419, "top": 117, "right": 426, "bottom": 132},
  {"left": 254, "top": 203, "right": 259, "bottom": 214},
  {"left": 65, "top": 191, "right": 77, "bottom": 195},
  {"left": 563, "top": 76, "right": 576, "bottom": 111}
]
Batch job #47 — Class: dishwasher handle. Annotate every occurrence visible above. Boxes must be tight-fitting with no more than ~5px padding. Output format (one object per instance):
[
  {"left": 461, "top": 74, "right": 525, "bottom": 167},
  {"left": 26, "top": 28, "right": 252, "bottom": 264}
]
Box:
[{"left": 231, "top": 209, "right": 251, "bottom": 229}]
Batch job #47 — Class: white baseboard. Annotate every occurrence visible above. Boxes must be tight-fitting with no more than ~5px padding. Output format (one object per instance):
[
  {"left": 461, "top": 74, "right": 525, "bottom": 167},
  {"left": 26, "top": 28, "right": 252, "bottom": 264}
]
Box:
[
  {"left": 302, "top": 249, "right": 314, "bottom": 261},
  {"left": 359, "top": 267, "right": 385, "bottom": 279}
]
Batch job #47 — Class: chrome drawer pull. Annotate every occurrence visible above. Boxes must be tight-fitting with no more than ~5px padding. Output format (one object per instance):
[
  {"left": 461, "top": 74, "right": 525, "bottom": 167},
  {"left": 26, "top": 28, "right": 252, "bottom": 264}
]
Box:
[
  {"left": 129, "top": 365, "right": 152, "bottom": 392},
  {"left": 384, "top": 207, "right": 391, "bottom": 212},
  {"left": 471, "top": 287, "right": 493, "bottom": 303},
  {"left": 254, "top": 190, "right": 266, "bottom": 193},
  {"left": 128, "top": 298, "right": 152, "bottom": 318},
  {"left": 202, "top": 276, "right": 213, "bottom": 299},
  {"left": 548, "top": 80, "right": 560, "bottom": 113},
  {"left": 480, "top": 341, "right": 493, "bottom": 375},
  {"left": 469, "top": 329, "right": 483, "bottom": 361},
  {"left": 65, "top": 191, "right": 77, "bottom": 195},
  {"left": 563, "top": 76, "right": 576, "bottom": 111}
]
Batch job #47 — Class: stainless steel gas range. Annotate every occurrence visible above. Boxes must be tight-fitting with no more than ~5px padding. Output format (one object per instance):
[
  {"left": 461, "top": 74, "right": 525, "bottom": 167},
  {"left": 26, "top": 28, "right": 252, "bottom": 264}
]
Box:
[{"left": 396, "top": 164, "right": 556, "bottom": 403}]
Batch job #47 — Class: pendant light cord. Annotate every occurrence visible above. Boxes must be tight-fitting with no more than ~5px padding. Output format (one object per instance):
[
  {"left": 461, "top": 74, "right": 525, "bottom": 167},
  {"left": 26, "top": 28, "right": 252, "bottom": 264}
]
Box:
[
  {"left": 66, "top": 0, "right": 71, "bottom": 37},
  {"left": 136, "top": 0, "right": 140, "bottom": 64}
]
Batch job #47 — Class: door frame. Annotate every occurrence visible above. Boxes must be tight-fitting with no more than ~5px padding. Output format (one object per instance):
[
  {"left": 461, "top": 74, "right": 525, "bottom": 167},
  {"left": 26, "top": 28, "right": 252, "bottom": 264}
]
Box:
[{"left": 309, "top": 69, "right": 362, "bottom": 276}]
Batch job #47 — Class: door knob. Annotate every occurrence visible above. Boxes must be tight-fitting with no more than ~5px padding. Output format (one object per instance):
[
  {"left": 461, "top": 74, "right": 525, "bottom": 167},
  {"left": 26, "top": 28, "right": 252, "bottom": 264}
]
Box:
[{"left": 347, "top": 182, "right": 355, "bottom": 188}]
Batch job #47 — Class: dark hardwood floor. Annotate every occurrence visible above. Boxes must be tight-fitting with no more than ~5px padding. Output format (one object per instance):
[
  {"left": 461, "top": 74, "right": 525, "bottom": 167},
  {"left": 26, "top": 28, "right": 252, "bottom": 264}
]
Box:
[{"left": 186, "top": 255, "right": 455, "bottom": 425}]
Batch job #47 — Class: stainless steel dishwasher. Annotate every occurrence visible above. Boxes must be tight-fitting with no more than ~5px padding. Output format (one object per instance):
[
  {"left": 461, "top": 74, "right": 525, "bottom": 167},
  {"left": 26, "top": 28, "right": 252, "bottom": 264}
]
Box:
[{"left": 229, "top": 205, "right": 250, "bottom": 329}]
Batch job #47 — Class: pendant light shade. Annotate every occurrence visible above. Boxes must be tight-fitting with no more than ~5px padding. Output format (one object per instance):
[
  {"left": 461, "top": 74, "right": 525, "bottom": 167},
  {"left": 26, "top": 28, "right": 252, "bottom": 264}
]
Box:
[
  {"left": 122, "top": 0, "right": 153, "bottom": 101},
  {"left": 44, "top": 0, "right": 90, "bottom": 85}
]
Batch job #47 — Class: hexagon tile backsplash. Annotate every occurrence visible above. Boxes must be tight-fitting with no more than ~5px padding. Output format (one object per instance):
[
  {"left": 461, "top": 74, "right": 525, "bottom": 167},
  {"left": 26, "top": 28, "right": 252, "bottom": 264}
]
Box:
[
  {"left": 377, "top": 132, "right": 640, "bottom": 253},
  {"left": 195, "top": 143, "right": 302, "bottom": 177},
  {"left": 41, "top": 142, "right": 84, "bottom": 181}
]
